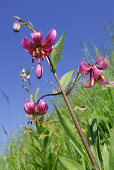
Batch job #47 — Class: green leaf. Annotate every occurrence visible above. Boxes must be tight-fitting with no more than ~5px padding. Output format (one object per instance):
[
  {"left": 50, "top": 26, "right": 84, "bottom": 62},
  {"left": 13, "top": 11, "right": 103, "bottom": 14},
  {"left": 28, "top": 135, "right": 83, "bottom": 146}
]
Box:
[
  {"left": 28, "top": 67, "right": 33, "bottom": 74},
  {"left": 46, "top": 80, "right": 59, "bottom": 92},
  {"left": 35, "top": 88, "right": 40, "bottom": 102},
  {"left": 51, "top": 32, "right": 65, "bottom": 71},
  {"left": 28, "top": 20, "right": 34, "bottom": 28},
  {"left": 22, "top": 85, "right": 31, "bottom": 95},
  {"left": 60, "top": 70, "right": 76, "bottom": 91},
  {"left": 103, "top": 144, "right": 109, "bottom": 170},
  {"left": 52, "top": 100, "right": 92, "bottom": 167},
  {"left": 109, "top": 127, "right": 114, "bottom": 170},
  {"left": 58, "top": 156, "right": 82, "bottom": 170},
  {"left": 22, "top": 85, "right": 34, "bottom": 101},
  {"left": 86, "top": 113, "right": 103, "bottom": 166},
  {"left": 20, "top": 22, "right": 31, "bottom": 30}
]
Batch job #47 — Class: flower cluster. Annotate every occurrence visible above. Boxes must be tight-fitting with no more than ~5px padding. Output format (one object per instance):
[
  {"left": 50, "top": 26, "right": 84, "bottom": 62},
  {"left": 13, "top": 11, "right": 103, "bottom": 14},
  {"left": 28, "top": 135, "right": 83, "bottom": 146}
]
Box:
[
  {"left": 78, "top": 56, "right": 109, "bottom": 88},
  {"left": 19, "top": 68, "right": 30, "bottom": 82},
  {"left": 21, "top": 28, "right": 57, "bottom": 78},
  {"left": 24, "top": 99, "right": 48, "bottom": 116}
]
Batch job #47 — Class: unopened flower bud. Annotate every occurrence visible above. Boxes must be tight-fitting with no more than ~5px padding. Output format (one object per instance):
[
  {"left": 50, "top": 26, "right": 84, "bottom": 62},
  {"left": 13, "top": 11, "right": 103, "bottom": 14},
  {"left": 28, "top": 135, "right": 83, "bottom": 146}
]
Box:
[
  {"left": 13, "top": 22, "right": 21, "bottom": 32},
  {"left": 37, "top": 99, "right": 48, "bottom": 116},
  {"left": 36, "top": 64, "right": 43, "bottom": 79}
]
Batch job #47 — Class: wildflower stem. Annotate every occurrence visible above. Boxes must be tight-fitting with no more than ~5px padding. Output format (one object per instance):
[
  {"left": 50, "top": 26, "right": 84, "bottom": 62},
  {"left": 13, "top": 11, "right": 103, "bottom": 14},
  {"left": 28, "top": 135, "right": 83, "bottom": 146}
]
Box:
[
  {"left": 19, "top": 18, "right": 36, "bottom": 32},
  {"left": 54, "top": 72, "right": 100, "bottom": 170},
  {"left": 37, "top": 92, "right": 62, "bottom": 104},
  {"left": 28, "top": 79, "right": 33, "bottom": 97},
  {"left": 66, "top": 72, "right": 80, "bottom": 96},
  {"left": 13, "top": 16, "right": 36, "bottom": 32},
  {"left": 46, "top": 56, "right": 100, "bottom": 169}
]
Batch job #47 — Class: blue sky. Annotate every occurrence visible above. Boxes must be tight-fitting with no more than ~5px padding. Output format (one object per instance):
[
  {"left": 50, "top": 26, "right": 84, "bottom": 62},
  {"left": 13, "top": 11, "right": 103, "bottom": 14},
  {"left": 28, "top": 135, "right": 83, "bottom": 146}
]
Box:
[{"left": 0, "top": 0, "right": 114, "bottom": 146}]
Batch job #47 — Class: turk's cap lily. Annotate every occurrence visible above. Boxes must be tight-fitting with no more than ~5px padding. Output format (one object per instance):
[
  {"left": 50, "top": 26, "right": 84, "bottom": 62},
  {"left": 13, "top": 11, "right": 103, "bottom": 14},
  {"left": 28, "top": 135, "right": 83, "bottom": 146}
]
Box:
[
  {"left": 78, "top": 56, "right": 109, "bottom": 88},
  {"left": 24, "top": 99, "right": 48, "bottom": 116},
  {"left": 37, "top": 99, "right": 48, "bottom": 116},
  {"left": 24, "top": 100, "right": 36, "bottom": 115},
  {"left": 21, "top": 28, "right": 57, "bottom": 62}
]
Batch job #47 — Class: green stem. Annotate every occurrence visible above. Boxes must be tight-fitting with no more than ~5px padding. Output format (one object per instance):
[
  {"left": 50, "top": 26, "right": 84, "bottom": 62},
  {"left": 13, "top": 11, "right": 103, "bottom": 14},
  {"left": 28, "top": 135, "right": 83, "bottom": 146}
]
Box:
[
  {"left": 37, "top": 92, "right": 61, "bottom": 104},
  {"left": 46, "top": 57, "right": 100, "bottom": 170},
  {"left": 28, "top": 79, "right": 33, "bottom": 97},
  {"left": 66, "top": 72, "right": 80, "bottom": 96},
  {"left": 54, "top": 72, "right": 100, "bottom": 170}
]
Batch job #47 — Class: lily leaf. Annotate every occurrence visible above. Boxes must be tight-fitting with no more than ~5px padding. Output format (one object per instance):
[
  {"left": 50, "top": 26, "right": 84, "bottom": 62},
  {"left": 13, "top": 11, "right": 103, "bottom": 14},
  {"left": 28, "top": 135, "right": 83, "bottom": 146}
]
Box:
[
  {"left": 109, "top": 126, "right": 114, "bottom": 170},
  {"left": 20, "top": 22, "right": 31, "bottom": 30},
  {"left": 28, "top": 20, "right": 34, "bottom": 29},
  {"left": 58, "top": 156, "right": 82, "bottom": 170},
  {"left": 52, "top": 100, "right": 92, "bottom": 167},
  {"left": 103, "top": 144, "right": 109, "bottom": 170},
  {"left": 28, "top": 67, "right": 33, "bottom": 74},
  {"left": 60, "top": 70, "right": 76, "bottom": 91},
  {"left": 51, "top": 32, "right": 65, "bottom": 72},
  {"left": 22, "top": 85, "right": 31, "bottom": 95},
  {"left": 35, "top": 88, "right": 40, "bottom": 102}
]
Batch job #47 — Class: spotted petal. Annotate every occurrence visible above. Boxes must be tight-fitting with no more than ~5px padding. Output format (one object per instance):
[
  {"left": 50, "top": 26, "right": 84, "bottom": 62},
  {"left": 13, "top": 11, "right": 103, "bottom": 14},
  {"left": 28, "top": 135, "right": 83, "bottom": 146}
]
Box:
[
  {"left": 43, "top": 28, "right": 57, "bottom": 48},
  {"left": 21, "top": 37, "right": 35, "bottom": 54},
  {"left": 24, "top": 99, "right": 36, "bottom": 115},
  {"left": 78, "top": 61, "right": 91, "bottom": 75},
  {"left": 96, "top": 75, "right": 109, "bottom": 85},
  {"left": 92, "top": 65, "right": 103, "bottom": 78},
  {"left": 95, "top": 56, "right": 109, "bottom": 70},
  {"left": 44, "top": 45, "right": 54, "bottom": 56},
  {"left": 31, "top": 31, "right": 42, "bottom": 45},
  {"left": 85, "top": 80, "right": 96, "bottom": 88}
]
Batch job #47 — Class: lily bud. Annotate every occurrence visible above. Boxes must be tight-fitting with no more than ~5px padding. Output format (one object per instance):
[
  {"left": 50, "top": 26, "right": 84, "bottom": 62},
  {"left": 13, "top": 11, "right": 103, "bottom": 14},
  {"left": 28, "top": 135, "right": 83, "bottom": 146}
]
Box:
[
  {"left": 37, "top": 99, "right": 48, "bottom": 116},
  {"left": 13, "top": 22, "right": 21, "bottom": 32},
  {"left": 36, "top": 64, "right": 43, "bottom": 79}
]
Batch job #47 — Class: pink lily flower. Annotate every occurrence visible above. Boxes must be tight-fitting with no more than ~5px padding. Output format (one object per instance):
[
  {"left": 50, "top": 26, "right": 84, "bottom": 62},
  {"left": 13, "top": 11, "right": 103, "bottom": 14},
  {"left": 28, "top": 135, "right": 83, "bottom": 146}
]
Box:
[
  {"left": 78, "top": 56, "right": 109, "bottom": 88},
  {"left": 24, "top": 99, "right": 48, "bottom": 116},
  {"left": 21, "top": 28, "right": 57, "bottom": 63}
]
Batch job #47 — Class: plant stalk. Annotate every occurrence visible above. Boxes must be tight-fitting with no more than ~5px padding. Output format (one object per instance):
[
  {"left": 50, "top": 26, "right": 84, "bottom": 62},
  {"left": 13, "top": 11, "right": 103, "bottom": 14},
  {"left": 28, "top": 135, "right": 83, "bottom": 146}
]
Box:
[{"left": 54, "top": 72, "right": 100, "bottom": 170}]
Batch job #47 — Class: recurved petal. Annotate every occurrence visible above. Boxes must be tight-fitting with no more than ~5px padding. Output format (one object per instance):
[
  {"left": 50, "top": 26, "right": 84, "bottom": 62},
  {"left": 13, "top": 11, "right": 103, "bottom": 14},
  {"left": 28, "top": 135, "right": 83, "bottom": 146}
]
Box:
[
  {"left": 92, "top": 65, "right": 103, "bottom": 78},
  {"left": 95, "top": 56, "right": 109, "bottom": 70},
  {"left": 78, "top": 61, "right": 90, "bottom": 75},
  {"left": 43, "top": 28, "right": 57, "bottom": 48},
  {"left": 31, "top": 31, "right": 43, "bottom": 45},
  {"left": 97, "top": 75, "right": 109, "bottom": 85},
  {"left": 85, "top": 79, "right": 96, "bottom": 88},
  {"left": 24, "top": 99, "right": 36, "bottom": 115},
  {"left": 21, "top": 37, "right": 35, "bottom": 54}
]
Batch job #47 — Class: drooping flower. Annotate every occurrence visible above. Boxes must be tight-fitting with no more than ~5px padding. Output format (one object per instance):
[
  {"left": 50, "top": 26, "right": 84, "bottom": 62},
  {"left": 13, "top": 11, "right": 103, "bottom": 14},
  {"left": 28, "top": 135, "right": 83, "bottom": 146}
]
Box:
[
  {"left": 13, "top": 22, "right": 21, "bottom": 32},
  {"left": 24, "top": 99, "right": 48, "bottom": 116},
  {"left": 36, "top": 64, "right": 43, "bottom": 79},
  {"left": 24, "top": 99, "right": 36, "bottom": 115},
  {"left": 78, "top": 56, "right": 109, "bottom": 88},
  {"left": 21, "top": 28, "right": 57, "bottom": 63},
  {"left": 37, "top": 99, "right": 48, "bottom": 116}
]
